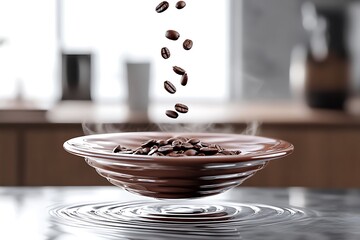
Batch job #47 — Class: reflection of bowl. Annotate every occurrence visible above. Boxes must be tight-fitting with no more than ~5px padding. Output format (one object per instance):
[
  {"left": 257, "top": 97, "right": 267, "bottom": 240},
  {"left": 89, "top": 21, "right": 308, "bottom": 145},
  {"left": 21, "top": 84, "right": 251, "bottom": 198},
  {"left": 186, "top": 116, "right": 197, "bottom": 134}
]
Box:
[{"left": 64, "top": 132, "right": 293, "bottom": 199}]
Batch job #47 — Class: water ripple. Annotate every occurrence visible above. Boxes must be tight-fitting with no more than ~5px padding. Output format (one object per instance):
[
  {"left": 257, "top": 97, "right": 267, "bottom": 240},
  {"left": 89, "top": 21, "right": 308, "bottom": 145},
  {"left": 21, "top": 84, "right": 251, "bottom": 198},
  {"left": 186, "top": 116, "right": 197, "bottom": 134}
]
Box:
[{"left": 50, "top": 201, "right": 317, "bottom": 239}]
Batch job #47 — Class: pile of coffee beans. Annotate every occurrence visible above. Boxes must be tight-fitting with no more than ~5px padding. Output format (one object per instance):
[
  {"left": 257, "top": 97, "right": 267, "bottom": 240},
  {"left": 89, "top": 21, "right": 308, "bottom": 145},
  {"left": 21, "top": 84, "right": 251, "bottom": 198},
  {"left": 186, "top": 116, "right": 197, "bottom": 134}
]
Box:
[
  {"left": 156, "top": 1, "right": 192, "bottom": 119},
  {"left": 113, "top": 137, "right": 241, "bottom": 157}
]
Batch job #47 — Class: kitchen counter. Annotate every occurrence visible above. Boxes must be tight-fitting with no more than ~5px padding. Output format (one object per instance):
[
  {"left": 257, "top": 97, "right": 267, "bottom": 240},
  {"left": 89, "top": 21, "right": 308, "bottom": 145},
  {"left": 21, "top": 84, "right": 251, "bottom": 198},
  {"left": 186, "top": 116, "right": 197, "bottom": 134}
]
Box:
[
  {"left": 1, "top": 187, "right": 360, "bottom": 239},
  {"left": 1, "top": 100, "right": 360, "bottom": 188},
  {"left": 1, "top": 99, "right": 360, "bottom": 125}
]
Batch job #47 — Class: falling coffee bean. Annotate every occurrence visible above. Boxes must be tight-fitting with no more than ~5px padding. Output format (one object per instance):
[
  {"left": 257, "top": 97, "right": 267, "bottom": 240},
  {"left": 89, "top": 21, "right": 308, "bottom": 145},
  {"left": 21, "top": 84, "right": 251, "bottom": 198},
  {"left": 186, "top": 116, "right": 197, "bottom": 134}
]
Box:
[
  {"left": 183, "top": 39, "right": 193, "bottom": 50},
  {"left": 165, "top": 30, "right": 180, "bottom": 41},
  {"left": 161, "top": 47, "right": 170, "bottom": 59},
  {"left": 166, "top": 110, "right": 179, "bottom": 119},
  {"left": 175, "top": 103, "right": 189, "bottom": 113},
  {"left": 173, "top": 66, "right": 186, "bottom": 75},
  {"left": 156, "top": 1, "right": 169, "bottom": 13},
  {"left": 164, "top": 80, "right": 176, "bottom": 94},
  {"left": 180, "top": 73, "right": 188, "bottom": 86},
  {"left": 175, "top": 1, "right": 186, "bottom": 9}
]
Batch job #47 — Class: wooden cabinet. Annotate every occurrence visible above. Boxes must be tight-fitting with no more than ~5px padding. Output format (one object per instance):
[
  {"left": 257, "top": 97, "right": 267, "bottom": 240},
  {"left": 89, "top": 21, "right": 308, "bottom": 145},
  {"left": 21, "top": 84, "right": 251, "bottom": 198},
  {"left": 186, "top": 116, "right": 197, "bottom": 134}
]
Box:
[
  {"left": 23, "top": 126, "right": 109, "bottom": 186},
  {"left": 1, "top": 122, "right": 360, "bottom": 188},
  {"left": 0, "top": 128, "right": 18, "bottom": 186},
  {"left": 243, "top": 125, "right": 360, "bottom": 188}
]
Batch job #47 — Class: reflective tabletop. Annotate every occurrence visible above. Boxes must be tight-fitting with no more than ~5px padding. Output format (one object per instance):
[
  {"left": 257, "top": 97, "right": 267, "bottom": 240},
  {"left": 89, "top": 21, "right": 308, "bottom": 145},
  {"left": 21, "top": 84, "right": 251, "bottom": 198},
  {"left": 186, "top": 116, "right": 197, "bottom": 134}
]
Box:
[{"left": 1, "top": 187, "right": 360, "bottom": 240}]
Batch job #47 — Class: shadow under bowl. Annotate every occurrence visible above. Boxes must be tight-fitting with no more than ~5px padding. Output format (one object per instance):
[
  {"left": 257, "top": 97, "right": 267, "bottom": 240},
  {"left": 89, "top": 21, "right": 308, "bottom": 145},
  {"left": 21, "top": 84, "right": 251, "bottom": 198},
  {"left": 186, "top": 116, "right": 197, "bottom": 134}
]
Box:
[{"left": 64, "top": 132, "right": 293, "bottom": 199}]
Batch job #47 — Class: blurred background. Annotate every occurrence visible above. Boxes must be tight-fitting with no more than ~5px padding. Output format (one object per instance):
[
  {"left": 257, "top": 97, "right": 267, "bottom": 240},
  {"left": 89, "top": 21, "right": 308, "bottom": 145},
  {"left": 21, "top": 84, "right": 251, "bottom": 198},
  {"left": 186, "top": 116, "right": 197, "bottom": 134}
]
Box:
[{"left": 1, "top": 0, "right": 360, "bottom": 188}]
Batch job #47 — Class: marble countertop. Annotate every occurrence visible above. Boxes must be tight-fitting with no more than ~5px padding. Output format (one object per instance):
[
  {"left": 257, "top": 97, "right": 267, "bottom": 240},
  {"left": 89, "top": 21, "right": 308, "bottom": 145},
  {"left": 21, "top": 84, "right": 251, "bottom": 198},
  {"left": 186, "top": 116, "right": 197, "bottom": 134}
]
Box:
[{"left": 1, "top": 187, "right": 360, "bottom": 239}]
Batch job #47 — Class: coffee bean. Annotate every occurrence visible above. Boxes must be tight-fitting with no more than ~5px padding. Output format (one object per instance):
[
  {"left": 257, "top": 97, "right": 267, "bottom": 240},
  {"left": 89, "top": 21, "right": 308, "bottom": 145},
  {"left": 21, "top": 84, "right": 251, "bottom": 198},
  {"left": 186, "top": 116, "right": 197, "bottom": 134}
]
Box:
[
  {"left": 173, "top": 66, "right": 186, "bottom": 75},
  {"left": 165, "top": 30, "right": 180, "bottom": 41},
  {"left": 175, "top": 103, "right": 189, "bottom": 113},
  {"left": 152, "top": 152, "right": 165, "bottom": 156},
  {"left": 166, "top": 110, "right": 179, "bottom": 119},
  {"left": 175, "top": 1, "right": 186, "bottom": 9},
  {"left": 141, "top": 139, "right": 158, "bottom": 148},
  {"left": 181, "top": 142, "right": 193, "bottom": 149},
  {"left": 158, "top": 145, "right": 174, "bottom": 154},
  {"left": 156, "top": 1, "right": 169, "bottom": 13},
  {"left": 193, "top": 143, "right": 202, "bottom": 150},
  {"left": 221, "top": 150, "right": 236, "bottom": 155},
  {"left": 200, "top": 147, "right": 219, "bottom": 155},
  {"left": 184, "top": 149, "right": 197, "bottom": 156},
  {"left": 134, "top": 149, "right": 145, "bottom": 155},
  {"left": 166, "top": 137, "right": 177, "bottom": 144},
  {"left": 177, "top": 136, "right": 189, "bottom": 142},
  {"left": 187, "top": 138, "right": 200, "bottom": 145},
  {"left": 113, "top": 145, "right": 122, "bottom": 153},
  {"left": 200, "top": 142, "right": 210, "bottom": 147},
  {"left": 183, "top": 39, "right": 193, "bottom": 50},
  {"left": 172, "top": 139, "right": 183, "bottom": 146},
  {"left": 113, "top": 138, "right": 241, "bottom": 157},
  {"left": 172, "top": 140, "right": 183, "bottom": 151},
  {"left": 180, "top": 73, "right": 188, "bottom": 86},
  {"left": 173, "top": 144, "right": 182, "bottom": 151},
  {"left": 161, "top": 47, "right": 170, "bottom": 59},
  {"left": 113, "top": 145, "right": 133, "bottom": 154},
  {"left": 164, "top": 80, "right": 176, "bottom": 94},
  {"left": 167, "top": 152, "right": 185, "bottom": 157},
  {"left": 215, "top": 144, "right": 224, "bottom": 151},
  {"left": 119, "top": 150, "right": 135, "bottom": 154},
  {"left": 141, "top": 147, "right": 151, "bottom": 155},
  {"left": 148, "top": 145, "right": 159, "bottom": 155},
  {"left": 157, "top": 139, "right": 169, "bottom": 146}
]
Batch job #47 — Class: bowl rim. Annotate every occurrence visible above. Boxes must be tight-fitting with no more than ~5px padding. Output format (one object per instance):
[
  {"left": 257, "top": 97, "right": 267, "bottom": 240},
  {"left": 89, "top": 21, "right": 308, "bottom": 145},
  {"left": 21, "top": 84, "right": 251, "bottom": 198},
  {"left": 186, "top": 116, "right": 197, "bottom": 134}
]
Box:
[{"left": 63, "top": 132, "right": 294, "bottom": 164}]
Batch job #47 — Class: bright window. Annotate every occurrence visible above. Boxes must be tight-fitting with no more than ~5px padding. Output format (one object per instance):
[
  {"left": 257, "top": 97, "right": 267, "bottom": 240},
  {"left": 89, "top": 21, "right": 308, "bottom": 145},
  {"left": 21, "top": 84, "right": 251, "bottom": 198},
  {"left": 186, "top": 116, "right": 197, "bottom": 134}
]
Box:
[
  {"left": 0, "top": 0, "right": 230, "bottom": 103},
  {"left": 0, "top": 0, "right": 57, "bottom": 101}
]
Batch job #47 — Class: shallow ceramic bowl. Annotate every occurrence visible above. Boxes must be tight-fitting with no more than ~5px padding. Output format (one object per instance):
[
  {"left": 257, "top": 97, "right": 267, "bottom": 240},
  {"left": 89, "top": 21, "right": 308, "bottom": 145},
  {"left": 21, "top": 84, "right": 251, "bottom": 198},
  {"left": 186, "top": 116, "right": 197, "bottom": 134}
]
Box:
[{"left": 64, "top": 132, "right": 293, "bottom": 199}]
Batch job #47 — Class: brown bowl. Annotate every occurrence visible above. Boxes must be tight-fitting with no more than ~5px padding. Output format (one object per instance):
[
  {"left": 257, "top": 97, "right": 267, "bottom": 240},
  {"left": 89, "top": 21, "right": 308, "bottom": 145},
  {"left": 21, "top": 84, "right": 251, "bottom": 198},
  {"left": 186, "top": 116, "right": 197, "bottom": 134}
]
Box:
[{"left": 64, "top": 132, "right": 293, "bottom": 199}]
